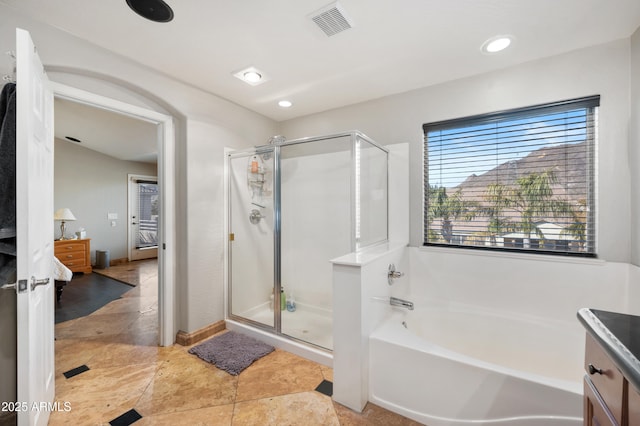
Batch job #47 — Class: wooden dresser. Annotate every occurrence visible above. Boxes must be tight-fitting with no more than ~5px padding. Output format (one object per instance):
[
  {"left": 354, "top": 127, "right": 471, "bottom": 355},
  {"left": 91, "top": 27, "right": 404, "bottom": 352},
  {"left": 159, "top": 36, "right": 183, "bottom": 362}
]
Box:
[
  {"left": 54, "top": 238, "right": 92, "bottom": 274},
  {"left": 579, "top": 308, "right": 640, "bottom": 426}
]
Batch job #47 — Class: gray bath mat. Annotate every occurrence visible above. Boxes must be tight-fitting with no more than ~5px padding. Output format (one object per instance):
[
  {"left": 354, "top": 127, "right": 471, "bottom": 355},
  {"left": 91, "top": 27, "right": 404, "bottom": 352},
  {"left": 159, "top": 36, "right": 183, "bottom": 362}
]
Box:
[{"left": 188, "top": 331, "right": 275, "bottom": 375}]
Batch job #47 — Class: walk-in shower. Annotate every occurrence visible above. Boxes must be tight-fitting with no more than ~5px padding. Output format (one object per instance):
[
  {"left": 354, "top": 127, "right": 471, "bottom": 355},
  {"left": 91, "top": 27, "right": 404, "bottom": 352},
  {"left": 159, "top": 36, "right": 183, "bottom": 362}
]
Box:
[{"left": 226, "top": 131, "right": 388, "bottom": 351}]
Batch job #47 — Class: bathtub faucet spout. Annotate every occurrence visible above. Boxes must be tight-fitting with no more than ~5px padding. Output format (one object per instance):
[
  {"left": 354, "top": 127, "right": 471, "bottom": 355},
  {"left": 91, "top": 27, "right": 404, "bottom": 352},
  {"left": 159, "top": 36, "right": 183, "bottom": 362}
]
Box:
[{"left": 390, "top": 297, "right": 414, "bottom": 311}]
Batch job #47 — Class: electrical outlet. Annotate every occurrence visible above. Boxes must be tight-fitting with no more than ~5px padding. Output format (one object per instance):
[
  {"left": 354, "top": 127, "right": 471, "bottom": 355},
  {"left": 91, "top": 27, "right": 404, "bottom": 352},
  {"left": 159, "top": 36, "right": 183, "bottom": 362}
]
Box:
[{"left": 111, "top": 221, "right": 116, "bottom": 227}]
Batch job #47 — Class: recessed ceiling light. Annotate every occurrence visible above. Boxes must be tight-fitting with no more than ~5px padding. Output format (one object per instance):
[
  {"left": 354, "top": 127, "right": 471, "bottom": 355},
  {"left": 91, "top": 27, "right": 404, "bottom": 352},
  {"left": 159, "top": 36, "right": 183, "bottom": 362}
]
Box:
[
  {"left": 278, "top": 100, "right": 292, "bottom": 108},
  {"left": 232, "top": 66, "right": 269, "bottom": 86},
  {"left": 243, "top": 71, "right": 262, "bottom": 83},
  {"left": 482, "top": 36, "right": 513, "bottom": 54},
  {"left": 65, "top": 136, "right": 82, "bottom": 143}
]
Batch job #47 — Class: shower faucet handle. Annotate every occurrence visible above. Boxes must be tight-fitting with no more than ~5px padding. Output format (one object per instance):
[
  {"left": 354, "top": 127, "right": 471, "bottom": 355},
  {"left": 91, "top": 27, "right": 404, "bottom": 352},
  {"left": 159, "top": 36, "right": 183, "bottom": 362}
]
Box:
[
  {"left": 388, "top": 264, "right": 404, "bottom": 285},
  {"left": 249, "top": 209, "right": 266, "bottom": 224}
]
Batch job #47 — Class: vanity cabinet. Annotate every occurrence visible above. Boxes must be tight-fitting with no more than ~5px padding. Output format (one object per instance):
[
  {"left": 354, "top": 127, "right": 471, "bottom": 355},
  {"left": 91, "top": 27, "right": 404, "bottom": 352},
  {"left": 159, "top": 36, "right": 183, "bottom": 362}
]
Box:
[
  {"left": 579, "top": 309, "right": 640, "bottom": 426},
  {"left": 54, "top": 238, "right": 92, "bottom": 273},
  {"left": 583, "top": 334, "right": 624, "bottom": 425},
  {"left": 629, "top": 387, "right": 640, "bottom": 425}
]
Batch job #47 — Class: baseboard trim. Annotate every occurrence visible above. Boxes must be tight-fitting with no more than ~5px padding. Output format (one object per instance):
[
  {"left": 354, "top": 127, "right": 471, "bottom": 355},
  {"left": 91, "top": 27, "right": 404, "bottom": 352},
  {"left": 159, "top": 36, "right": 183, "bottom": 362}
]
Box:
[
  {"left": 110, "top": 257, "right": 129, "bottom": 266},
  {"left": 175, "top": 320, "right": 226, "bottom": 346}
]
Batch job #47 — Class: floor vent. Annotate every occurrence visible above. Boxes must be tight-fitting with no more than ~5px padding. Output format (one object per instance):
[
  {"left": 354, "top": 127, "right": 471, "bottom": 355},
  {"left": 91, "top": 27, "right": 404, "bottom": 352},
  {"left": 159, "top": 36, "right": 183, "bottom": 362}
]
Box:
[
  {"left": 63, "top": 364, "right": 90, "bottom": 379},
  {"left": 310, "top": 2, "right": 354, "bottom": 37}
]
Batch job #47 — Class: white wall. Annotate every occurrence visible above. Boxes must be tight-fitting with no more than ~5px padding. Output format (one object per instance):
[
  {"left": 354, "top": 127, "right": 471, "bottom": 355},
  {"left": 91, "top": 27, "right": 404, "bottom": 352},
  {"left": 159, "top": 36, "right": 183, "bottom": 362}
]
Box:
[
  {"left": 54, "top": 139, "right": 157, "bottom": 261},
  {"left": 281, "top": 39, "right": 632, "bottom": 263},
  {"left": 183, "top": 120, "right": 277, "bottom": 332},
  {"left": 630, "top": 27, "right": 640, "bottom": 266}
]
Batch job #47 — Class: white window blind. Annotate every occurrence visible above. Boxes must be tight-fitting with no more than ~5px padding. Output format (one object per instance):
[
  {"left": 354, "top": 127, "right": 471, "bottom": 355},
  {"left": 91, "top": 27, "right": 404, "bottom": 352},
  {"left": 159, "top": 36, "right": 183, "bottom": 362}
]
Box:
[{"left": 423, "top": 96, "right": 599, "bottom": 256}]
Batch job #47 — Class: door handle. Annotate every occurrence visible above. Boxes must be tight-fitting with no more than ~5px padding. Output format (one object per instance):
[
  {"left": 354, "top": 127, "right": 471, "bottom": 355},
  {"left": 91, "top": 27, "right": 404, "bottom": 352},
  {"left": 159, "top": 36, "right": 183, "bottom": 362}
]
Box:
[
  {"left": 31, "top": 276, "right": 50, "bottom": 291},
  {"left": 2, "top": 280, "right": 27, "bottom": 293}
]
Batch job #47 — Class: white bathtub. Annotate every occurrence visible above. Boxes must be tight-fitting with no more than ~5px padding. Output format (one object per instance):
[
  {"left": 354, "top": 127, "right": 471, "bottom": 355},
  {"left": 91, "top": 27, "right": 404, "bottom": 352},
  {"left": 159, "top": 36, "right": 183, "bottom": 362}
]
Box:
[{"left": 369, "top": 303, "right": 584, "bottom": 426}]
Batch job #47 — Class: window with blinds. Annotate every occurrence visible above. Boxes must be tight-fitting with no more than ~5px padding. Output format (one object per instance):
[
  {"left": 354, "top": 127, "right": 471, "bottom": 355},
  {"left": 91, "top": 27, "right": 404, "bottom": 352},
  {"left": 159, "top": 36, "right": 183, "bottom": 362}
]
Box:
[{"left": 423, "top": 96, "right": 599, "bottom": 256}]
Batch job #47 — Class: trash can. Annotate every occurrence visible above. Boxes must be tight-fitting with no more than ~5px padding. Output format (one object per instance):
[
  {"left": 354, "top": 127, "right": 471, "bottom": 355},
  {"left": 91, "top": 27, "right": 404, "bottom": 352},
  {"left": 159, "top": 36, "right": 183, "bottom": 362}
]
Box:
[{"left": 95, "top": 250, "right": 110, "bottom": 269}]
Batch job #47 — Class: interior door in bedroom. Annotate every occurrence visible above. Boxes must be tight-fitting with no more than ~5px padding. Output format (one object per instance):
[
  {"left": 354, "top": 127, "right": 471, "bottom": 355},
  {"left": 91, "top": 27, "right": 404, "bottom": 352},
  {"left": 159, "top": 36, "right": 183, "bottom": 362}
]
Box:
[
  {"left": 15, "top": 27, "right": 55, "bottom": 426},
  {"left": 128, "top": 174, "right": 159, "bottom": 261}
]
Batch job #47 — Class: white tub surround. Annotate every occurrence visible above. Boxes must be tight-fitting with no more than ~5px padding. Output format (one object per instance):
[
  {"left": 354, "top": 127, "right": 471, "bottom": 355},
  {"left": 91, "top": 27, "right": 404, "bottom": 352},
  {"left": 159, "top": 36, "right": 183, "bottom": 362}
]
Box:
[
  {"left": 362, "top": 247, "right": 640, "bottom": 424},
  {"left": 410, "top": 247, "right": 640, "bottom": 324},
  {"left": 331, "top": 242, "right": 408, "bottom": 412}
]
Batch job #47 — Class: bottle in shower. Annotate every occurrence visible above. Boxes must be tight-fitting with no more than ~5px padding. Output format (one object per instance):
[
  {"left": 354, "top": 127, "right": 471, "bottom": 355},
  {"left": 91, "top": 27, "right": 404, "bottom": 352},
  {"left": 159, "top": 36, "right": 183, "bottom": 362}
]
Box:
[
  {"left": 286, "top": 294, "right": 296, "bottom": 312},
  {"left": 280, "top": 287, "right": 286, "bottom": 311}
]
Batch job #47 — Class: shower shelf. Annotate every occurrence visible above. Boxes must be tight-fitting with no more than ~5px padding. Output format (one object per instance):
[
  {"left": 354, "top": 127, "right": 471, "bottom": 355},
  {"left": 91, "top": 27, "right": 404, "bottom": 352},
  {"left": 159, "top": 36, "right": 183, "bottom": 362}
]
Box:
[{"left": 248, "top": 175, "right": 265, "bottom": 185}]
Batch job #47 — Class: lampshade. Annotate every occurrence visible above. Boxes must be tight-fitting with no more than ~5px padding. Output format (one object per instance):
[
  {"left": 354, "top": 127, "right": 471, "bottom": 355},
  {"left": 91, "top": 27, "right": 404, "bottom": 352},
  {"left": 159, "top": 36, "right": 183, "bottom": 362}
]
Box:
[
  {"left": 54, "top": 208, "right": 76, "bottom": 221},
  {"left": 54, "top": 208, "right": 77, "bottom": 240}
]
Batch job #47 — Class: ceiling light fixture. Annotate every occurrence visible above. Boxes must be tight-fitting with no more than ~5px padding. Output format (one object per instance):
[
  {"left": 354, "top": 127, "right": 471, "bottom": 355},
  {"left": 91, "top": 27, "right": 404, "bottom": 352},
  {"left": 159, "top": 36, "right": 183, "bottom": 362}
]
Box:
[
  {"left": 243, "top": 71, "right": 262, "bottom": 83},
  {"left": 278, "top": 100, "right": 292, "bottom": 108},
  {"left": 126, "top": 0, "right": 174, "bottom": 23},
  {"left": 233, "top": 66, "right": 269, "bottom": 86},
  {"left": 482, "top": 35, "right": 513, "bottom": 54}
]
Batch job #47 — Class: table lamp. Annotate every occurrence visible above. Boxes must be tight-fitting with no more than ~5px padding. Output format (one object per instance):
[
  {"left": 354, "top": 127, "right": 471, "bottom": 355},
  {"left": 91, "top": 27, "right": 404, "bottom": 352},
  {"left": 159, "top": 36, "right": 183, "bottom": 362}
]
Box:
[{"left": 54, "top": 208, "right": 76, "bottom": 240}]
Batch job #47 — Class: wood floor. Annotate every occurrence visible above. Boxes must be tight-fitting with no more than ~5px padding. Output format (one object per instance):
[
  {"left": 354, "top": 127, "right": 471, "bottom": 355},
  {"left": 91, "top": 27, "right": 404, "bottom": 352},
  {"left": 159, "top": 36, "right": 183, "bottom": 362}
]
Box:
[
  {"left": 51, "top": 259, "right": 421, "bottom": 425},
  {"left": 92, "top": 258, "right": 158, "bottom": 287}
]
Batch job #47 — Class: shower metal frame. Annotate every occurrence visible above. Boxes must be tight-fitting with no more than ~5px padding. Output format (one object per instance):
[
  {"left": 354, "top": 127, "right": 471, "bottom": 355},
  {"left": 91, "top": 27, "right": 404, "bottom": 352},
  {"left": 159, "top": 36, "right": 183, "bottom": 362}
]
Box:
[{"left": 226, "top": 131, "right": 389, "bottom": 349}]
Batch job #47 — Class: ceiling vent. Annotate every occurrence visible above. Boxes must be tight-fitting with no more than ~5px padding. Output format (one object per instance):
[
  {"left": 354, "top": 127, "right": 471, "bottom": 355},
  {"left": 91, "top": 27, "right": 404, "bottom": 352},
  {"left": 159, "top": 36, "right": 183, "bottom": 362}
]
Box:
[{"left": 309, "top": 2, "right": 354, "bottom": 37}]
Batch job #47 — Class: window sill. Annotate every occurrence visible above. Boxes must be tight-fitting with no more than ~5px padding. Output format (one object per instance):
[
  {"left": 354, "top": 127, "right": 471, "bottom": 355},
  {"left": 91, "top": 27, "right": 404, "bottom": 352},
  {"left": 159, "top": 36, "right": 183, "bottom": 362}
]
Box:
[{"left": 418, "top": 244, "right": 606, "bottom": 266}]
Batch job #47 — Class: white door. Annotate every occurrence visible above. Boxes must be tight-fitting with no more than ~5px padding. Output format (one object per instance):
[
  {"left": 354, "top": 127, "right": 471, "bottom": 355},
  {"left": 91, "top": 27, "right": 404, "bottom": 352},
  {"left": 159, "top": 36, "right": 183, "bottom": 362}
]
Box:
[
  {"left": 128, "top": 174, "right": 159, "bottom": 261},
  {"left": 15, "top": 28, "right": 55, "bottom": 426}
]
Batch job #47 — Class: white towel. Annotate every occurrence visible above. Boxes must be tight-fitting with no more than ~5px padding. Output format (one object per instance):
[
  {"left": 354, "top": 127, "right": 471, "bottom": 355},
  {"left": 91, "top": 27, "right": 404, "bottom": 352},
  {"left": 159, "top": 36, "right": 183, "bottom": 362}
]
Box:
[{"left": 52, "top": 256, "right": 72, "bottom": 281}]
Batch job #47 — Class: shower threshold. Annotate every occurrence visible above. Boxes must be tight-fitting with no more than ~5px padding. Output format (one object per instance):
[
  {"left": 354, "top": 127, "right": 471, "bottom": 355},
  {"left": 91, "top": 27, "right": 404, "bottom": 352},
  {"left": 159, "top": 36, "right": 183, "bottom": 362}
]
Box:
[{"left": 241, "top": 305, "right": 333, "bottom": 351}]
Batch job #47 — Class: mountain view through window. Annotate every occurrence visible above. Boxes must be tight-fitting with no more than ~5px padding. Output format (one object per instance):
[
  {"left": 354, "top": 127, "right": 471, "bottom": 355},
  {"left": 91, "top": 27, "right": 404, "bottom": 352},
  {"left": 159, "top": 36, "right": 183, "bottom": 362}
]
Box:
[{"left": 423, "top": 96, "right": 598, "bottom": 256}]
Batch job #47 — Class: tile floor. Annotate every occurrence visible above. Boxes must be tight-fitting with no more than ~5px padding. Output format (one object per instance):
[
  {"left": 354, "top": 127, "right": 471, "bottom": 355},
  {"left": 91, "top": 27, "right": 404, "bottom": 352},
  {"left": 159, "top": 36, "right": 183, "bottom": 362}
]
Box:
[{"left": 51, "top": 261, "right": 422, "bottom": 425}]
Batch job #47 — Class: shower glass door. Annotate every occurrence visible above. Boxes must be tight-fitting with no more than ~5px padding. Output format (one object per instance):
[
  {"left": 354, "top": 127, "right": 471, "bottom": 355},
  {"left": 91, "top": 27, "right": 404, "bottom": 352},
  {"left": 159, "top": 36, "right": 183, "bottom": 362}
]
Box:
[
  {"left": 279, "top": 136, "right": 352, "bottom": 350},
  {"left": 228, "top": 148, "right": 275, "bottom": 329},
  {"left": 227, "top": 132, "right": 387, "bottom": 351}
]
